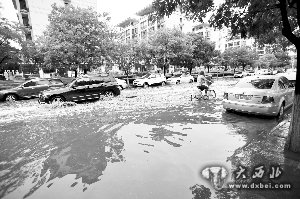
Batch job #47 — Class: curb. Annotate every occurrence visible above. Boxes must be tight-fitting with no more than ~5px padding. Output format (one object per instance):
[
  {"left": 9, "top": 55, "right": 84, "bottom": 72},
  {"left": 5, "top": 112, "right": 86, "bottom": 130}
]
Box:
[{"left": 270, "top": 118, "right": 291, "bottom": 138}]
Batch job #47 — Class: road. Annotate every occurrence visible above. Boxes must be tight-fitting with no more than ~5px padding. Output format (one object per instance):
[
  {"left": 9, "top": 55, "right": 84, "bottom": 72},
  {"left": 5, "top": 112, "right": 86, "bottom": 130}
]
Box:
[{"left": 0, "top": 79, "right": 293, "bottom": 199}]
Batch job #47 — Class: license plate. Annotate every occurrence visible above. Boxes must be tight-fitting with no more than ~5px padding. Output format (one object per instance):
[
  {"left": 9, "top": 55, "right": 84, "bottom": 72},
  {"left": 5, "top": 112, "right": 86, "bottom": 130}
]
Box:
[{"left": 235, "top": 94, "right": 253, "bottom": 100}]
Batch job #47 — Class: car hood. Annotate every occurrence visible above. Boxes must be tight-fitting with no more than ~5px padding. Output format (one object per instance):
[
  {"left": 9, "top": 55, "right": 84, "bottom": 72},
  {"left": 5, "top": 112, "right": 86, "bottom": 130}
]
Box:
[{"left": 0, "top": 86, "right": 21, "bottom": 93}]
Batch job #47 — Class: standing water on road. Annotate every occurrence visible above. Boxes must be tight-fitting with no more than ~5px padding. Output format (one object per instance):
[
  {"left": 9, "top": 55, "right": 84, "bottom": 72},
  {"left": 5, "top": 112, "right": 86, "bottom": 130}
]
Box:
[{"left": 0, "top": 79, "right": 285, "bottom": 199}]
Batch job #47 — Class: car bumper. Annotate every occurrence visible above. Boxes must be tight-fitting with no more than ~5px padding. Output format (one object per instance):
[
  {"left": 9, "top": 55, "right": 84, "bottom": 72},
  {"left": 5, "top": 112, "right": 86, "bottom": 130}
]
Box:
[{"left": 223, "top": 100, "right": 280, "bottom": 116}]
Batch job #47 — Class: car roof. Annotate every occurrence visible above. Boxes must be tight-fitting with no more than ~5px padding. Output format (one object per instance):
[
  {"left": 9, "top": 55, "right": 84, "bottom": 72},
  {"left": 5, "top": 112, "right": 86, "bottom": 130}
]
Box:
[
  {"left": 243, "top": 75, "right": 279, "bottom": 80},
  {"left": 276, "top": 72, "right": 296, "bottom": 80}
]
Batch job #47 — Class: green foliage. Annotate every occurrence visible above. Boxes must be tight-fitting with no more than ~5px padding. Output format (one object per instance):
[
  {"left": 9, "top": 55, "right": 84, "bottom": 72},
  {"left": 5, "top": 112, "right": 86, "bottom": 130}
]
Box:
[
  {"left": 257, "top": 54, "right": 277, "bottom": 68},
  {"left": 0, "top": 18, "right": 24, "bottom": 68},
  {"left": 42, "top": 4, "right": 113, "bottom": 71},
  {"left": 112, "top": 39, "right": 139, "bottom": 76},
  {"left": 148, "top": 28, "right": 193, "bottom": 74},
  {"left": 136, "top": 5, "right": 154, "bottom": 16},
  {"left": 188, "top": 32, "right": 217, "bottom": 72},
  {"left": 222, "top": 47, "right": 258, "bottom": 71},
  {"left": 151, "top": 0, "right": 299, "bottom": 47}
]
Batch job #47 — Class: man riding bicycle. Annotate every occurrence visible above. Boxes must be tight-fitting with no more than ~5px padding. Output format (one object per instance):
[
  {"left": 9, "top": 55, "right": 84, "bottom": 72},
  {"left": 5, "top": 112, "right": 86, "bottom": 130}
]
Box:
[{"left": 196, "top": 71, "right": 212, "bottom": 95}]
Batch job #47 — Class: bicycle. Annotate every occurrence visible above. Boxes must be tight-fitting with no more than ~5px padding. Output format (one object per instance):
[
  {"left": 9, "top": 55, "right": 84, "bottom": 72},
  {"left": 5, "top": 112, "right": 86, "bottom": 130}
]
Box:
[{"left": 191, "top": 88, "right": 216, "bottom": 101}]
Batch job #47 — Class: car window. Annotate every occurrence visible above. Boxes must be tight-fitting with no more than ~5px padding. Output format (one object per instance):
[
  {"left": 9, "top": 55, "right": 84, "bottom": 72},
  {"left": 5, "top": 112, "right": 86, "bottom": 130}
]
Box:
[
  {"left": 278, "top": 79, "right": 287, "bottom": 90},
  {"left": 75, "top": 78, "right": 90, "bottom": 86},
  {"left": 174, "top": 74, "right": 181, "bottom": 77},
  {"left": 36, "top": 80, "right": 50, "bottom": 85},
  {"left": 49, "top": 79, "right": 63, "bottom": 85},
  {"left": 236, "top": 78, "right": 275, "bottom": 89},
  {"left": 23, "top": 81, "right": 37, "bottom": 87},
  {"left": 281, "top": 77, "right": 290, "bottom": 87},
  {"left": 90, "top": 78, "right": 104, "bottom": 85}
]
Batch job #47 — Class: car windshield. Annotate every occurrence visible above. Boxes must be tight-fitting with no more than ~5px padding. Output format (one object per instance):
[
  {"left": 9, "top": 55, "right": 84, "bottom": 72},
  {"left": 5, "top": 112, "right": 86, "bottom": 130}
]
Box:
[
  {"left": 66, "top": 79, "right": 76, "bottom": 87},
  {"left": 141, "top": 74, "right": 151, "bottom": 78},
  {"left": 235, "top": 78, "right": 275, "bottom": 89}
]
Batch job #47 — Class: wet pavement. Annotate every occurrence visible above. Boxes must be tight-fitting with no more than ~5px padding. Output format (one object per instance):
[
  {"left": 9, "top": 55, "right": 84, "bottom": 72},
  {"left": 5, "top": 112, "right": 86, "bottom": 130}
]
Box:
[{"left": 0, "top": 79, "right": 298, "bottom": 199}]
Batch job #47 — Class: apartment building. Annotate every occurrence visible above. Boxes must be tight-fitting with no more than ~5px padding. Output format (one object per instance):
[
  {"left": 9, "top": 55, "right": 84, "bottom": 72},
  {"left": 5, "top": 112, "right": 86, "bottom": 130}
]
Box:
[
  {"left": 192, "top": 23, "right": 256, "bottom": 53},
  {"left": 118, "top": 8, "right": 195, "bottom": 43},
  {"left": 11, "top": 0, "right": 97, "bottom": 40}
]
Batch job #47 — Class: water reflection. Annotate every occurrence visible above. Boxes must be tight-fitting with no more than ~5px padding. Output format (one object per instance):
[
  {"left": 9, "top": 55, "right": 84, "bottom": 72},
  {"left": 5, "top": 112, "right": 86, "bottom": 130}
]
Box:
[{"left": 0, "top": 118, "right": 125, "bottom": 199}]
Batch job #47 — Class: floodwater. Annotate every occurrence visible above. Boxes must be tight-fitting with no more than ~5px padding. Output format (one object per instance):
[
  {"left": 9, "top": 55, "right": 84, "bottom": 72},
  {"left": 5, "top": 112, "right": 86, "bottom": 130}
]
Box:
[{"left": 0, "top": 80, "right": 292, "bottom": 199}]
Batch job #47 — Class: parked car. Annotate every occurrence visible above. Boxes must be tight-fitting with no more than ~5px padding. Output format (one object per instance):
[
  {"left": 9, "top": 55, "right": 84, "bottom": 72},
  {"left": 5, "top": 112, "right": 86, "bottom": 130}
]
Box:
[
  {"left": 255, "top": 69, "right": 271, "bottom": 75},
  {"left": 0, "top": 78, "right": 64, "bottom": 102},
  {"left": 223, "top": 75, "right": 294, "bottom": 117},
  {"left": 167, "top": 73, "right": 194, "bottom": 84},
  {"left": 115, "top": 78, "right": 128, "bottom": 89},
  {"left": 38, "top": 75, "right": 120, "bottom": 104},
  {"left": 234, "top": 71, "right": 243, "bottom": 78},
  {"left": 242, "top": 71, "right": 255, "bottom": 77},
  {"left": 133, "top": 73, "right": 166, "bottom": 88}
]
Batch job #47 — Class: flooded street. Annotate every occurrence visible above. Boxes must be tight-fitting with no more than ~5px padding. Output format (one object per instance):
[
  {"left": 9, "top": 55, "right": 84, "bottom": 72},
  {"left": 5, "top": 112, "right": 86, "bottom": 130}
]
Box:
[{"left": 0, "top": 79, "right": 292, "bottom": 199}]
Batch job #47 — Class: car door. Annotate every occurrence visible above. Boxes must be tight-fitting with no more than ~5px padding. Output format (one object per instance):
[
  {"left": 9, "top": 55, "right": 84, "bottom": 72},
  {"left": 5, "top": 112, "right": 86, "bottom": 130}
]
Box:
[
  {"left": 34, "top": 79, "right": 51, "bottom": 96},
  {"left": 66, "top": 78, "right": 90, "bottom": 102},
  {"left": 18, "top": 80, "right": 37, "bottom": 98},
  {"left": 87, "top": 77, "right": 104, "bottom": 100},
  {"left": 148, "top": 74, "right": 156, "bottom": 85}
]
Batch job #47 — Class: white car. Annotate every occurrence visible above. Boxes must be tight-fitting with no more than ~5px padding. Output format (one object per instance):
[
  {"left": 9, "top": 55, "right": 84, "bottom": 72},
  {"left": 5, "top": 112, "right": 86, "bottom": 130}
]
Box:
[
  {"left": 133, "top": 73, "right": 166, "bottom": 88},
  {"left": 115, "top": 78, "right": 128, "bottom": 89},
  {"left": 167, "top": 73, "right": 194, "bottom": 84},
  {"left": 255, "top": 69, "right": 270, "bottom": 75},
  {"left": 223, "top": 75, "right": 294, "bottom": 117}
]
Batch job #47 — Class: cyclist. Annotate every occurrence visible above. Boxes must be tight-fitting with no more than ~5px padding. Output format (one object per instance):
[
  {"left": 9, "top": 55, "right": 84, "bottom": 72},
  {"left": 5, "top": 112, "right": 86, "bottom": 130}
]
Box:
[{"left": 196, "top": 71, "right": 212, "bottom": 95}]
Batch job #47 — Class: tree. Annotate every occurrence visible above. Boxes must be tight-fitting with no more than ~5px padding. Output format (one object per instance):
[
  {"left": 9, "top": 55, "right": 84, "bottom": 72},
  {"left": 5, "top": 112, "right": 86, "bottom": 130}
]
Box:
[
  {"left": 188, "top": 33, "right": 218, "bottom": 73},
  {"left": 0, "top": 18, "right": 23, "bottom": 72},
  {"left": 258, "top": 54, "right": 278, "bottom": 69},
  {"left": 21, "top": 38, "right": 44, "bottom": 68},
  {"left": 42, "top": 4, "right": 113, "bottom": 75},
  {"left": 148, "top": 28, "right": 186, "bottom": 75},
  {"left": 113, "top": 39, "right": 138, "bottom": 84},
  {"left": 152, "top": 0, "right": 300, "bottom": 153}
]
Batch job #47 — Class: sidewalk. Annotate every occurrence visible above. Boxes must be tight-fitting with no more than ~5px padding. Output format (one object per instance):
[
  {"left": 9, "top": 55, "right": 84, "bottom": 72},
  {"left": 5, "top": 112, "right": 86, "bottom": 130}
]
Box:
[{"left": 229, "top": 116, "right": 300, "bottom": 198}]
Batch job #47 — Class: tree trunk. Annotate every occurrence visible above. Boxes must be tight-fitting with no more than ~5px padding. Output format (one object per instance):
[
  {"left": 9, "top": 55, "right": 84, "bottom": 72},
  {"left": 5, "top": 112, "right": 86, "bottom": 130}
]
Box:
[{"left": 285, "top": 49, "right": 300, "bottom": 152}]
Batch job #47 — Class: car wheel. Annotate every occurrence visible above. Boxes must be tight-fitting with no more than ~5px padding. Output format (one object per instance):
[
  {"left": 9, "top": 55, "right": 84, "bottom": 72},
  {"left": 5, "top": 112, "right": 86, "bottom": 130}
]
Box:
[
  {"left": 51, "top": 96, "right": 65, "bottom": 104},
  {"left": 277, "top": 103, "right": 285, "bottom": 119},
  {"left": 189, "top": 79, "right": 193, "bottom": 83},
  {"left": 161, "top": 81, "right": 166, "bottom": 86},
  {"left": 143, "top": 83, "right": 149, "bottom": 88},
  {"left": 176, "top": 81, "right": 180, "bottom": 85},
  {"left": 5, "top": 94, "right": 17, "bottom": 102}
]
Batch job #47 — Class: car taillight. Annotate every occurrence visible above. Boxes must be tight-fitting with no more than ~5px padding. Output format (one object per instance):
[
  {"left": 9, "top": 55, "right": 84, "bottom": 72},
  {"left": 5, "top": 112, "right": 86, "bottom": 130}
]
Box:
[
  {"left": 223, "top": 92, "right": 228, "bottom": 100},
  {"left": 261, "top": 96, "right": 274, "bottom": 103}
]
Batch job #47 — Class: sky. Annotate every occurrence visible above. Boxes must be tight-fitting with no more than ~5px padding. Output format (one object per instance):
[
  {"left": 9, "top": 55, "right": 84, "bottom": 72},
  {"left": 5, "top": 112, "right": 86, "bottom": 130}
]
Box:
[{"left": 97, "top": 0, "right": 153, "bottom": 25}]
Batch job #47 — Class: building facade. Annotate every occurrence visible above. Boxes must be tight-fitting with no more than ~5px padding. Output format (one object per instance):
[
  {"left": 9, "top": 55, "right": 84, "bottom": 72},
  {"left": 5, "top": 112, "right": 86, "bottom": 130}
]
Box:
[
  {"left": 192, "top": 23, "right": 256, "bottom": 53},
  {"left": 118, "top": 11, "right": 195, "bottom": 43},
  {"left": 11, "top": 0, "right": 97, "bottom": 40}
]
